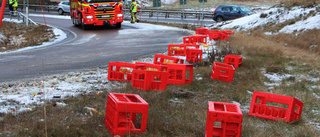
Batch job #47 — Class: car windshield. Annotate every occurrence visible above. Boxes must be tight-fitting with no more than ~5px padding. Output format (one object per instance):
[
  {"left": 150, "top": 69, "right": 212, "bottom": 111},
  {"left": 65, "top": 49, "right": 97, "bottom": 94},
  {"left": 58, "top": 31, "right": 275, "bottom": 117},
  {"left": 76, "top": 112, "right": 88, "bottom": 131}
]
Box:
[
  {"left": 85, "top": 0, "right": 120, "bottom": 3},
  {"left": 239, "top": 6, "right": 252, "bottom": 13}
]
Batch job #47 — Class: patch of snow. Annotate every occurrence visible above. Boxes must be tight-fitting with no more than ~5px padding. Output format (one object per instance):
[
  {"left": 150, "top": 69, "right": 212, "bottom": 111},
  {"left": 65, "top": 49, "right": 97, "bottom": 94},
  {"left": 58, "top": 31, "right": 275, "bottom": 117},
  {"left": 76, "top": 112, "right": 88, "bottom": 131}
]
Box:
[
  {"left": 264, "top": 73, "right": 292, "bottom": 82},
  {"left": 70, "top": 34, "right": 96, "bottom": 45},
  {"left": 279, "top": 13, "right": 320, "bottom": 33},
  {"left": 209, "top": 4, "right": 320, "bottom": 34}
]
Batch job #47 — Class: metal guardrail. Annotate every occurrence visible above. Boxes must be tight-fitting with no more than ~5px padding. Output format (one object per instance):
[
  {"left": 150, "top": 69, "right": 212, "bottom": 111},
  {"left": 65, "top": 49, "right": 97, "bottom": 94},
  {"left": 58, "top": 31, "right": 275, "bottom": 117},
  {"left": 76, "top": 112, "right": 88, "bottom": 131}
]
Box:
[
  {"left": 14, "top": 4, "right": 214, "bottom": 20},
  {"left": 124, "top": 9, "right": 214, "bottom": 20},
  {"left": 8, "top": 11, "right": 37, "bottom": 25}
]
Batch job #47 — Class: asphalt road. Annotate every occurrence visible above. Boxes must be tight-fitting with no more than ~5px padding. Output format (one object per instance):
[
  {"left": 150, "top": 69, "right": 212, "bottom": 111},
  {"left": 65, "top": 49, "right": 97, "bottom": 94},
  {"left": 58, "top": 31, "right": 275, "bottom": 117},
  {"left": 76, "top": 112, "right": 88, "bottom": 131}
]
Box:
[{"left": 0, "top": 15, "right": 191, "bottom": 83}]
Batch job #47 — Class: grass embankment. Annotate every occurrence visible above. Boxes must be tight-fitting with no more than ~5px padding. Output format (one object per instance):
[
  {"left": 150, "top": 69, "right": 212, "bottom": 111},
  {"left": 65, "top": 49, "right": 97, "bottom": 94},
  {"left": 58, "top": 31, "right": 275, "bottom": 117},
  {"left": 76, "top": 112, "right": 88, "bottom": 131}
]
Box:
[
  {"left": 1, "top": 24, "right": 319, "bottom": 136},
  {"left": 0, "top": 22, "right": 54, "bottom": 52}
]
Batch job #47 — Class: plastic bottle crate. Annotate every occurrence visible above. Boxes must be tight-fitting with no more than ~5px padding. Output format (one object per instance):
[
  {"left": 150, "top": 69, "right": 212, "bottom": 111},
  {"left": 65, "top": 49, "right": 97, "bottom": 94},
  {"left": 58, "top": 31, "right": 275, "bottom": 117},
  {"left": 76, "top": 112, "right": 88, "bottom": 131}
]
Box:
[
  {"left": 249, "top": 91, "right": 303, "bottom": 122},
  {"left": 154, "top": 54, "right": 184, "bottom": 65},
  {"left": 186, "top": 48, "right": 203, "bottom": 63},
  {"left": 168, "top": 44, "right": 187, "bottom": 56},
  {"left": 183, "top": 35, "right": 207, "bottom": 44},
  {"left": 219, "top": 33, "right": 230, "bottom": 41},
  {"left": 208, "top": 30, "right": 222, "bottom": 41},
  {"left": 205, "top": 101, "right": 243, "bottom": 137},
  {"left": 224, "top": 55, "right": 243, "bottom": 69},
  {"left": 222, "top": 30, "right": 235, "bottom": 36},
  {"left": 105, "top": 93, "right": 149, "bottom": 136},
  {"left": 168, "top": 44, "right": 199, "bottom": 56},
  {"left": 196, "top": 27, "right": 209, "bottom": 35},
  {"left": 132, "top": 69, "right": 167, "bottom": 91},
  {"left": 108, "top": 62, "right": 144, "bottom": 82},
  {"left": 135, "top": 62, "right": 167, "bottom": 72},
  {"left": 211, "top": 62, "right": 235, "bottom": 82},
  {"left": 167, "top": 64, "right": 193, "bottom": 85}
]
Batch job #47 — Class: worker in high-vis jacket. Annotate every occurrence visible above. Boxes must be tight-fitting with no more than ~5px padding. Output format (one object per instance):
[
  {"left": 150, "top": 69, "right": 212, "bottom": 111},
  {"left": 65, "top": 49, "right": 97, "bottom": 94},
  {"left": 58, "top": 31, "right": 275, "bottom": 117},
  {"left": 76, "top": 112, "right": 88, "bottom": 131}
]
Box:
[
  {"left": 12, "top": 0, "right": 18, "bottom": 15},
  {"left": 8, "top": 0, "right": 14, "bottom": 14},
  {"left": 130, "top": 0, "right": 139, "bottom": 23}
]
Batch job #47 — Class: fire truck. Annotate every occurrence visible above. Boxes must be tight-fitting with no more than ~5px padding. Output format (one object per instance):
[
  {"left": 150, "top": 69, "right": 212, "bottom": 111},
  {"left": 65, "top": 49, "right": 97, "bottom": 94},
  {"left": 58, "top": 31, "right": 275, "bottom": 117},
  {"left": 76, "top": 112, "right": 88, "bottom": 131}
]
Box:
[{"left": 70, "top": 0, "right": 123, "bottom": 29}]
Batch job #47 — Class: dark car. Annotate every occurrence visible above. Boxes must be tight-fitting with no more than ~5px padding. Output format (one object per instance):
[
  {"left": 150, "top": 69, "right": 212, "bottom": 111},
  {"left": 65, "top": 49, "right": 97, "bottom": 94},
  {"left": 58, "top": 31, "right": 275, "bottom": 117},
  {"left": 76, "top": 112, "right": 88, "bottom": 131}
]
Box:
[{"left": 212, "top": 5, "right": 254, "bottom": 22}]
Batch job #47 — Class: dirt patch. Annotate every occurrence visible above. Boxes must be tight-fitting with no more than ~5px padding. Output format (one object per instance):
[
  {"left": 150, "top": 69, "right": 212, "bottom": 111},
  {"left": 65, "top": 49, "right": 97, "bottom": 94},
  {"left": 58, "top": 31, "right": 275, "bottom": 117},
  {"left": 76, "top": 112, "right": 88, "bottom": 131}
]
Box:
[{"left": 0, "top": 21, "right": 54, "bottom": 52}]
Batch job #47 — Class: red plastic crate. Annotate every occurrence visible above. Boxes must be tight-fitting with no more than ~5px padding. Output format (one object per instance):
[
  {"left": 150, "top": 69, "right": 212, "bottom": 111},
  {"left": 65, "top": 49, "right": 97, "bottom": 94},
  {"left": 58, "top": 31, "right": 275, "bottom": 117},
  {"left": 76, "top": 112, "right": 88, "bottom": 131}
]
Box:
[
  {"left": 196, "top": 27, "right": 209, "bottom": 35},
  {"left": 167, "top": 64, "right": 193, "bottom": 85},
  {"left": 211, "top": 62, "right": 235, "bottom": 82},
  {"left": 108, "top": 62, "right": 144, "bottom": 82},
  {"left": 168, "top": 44, "right": 199, "bottom": 56},
  {"left": 205, "top": 101, "right": 243, "bottom": 137},
  {"left": 249, "top": 91, "right": 303, "bottom": 122},
  {"left": 222, "top": 30, "right": 235, "bottom": 36},
  {"left": 135, "top": 62, "right": 167, "bottom": 72},
  {"left": 105, "top": 93, "right": 149, "bottom": 136},
  {"left": 168, "top": 44, "right": 187, "bottom": 56},
  {"left": 207, "top": 30, "right": 230, "bottom": 41},
  {"left": 153, "top": 54, "right": 184, "bottom": 65},
  {"left": 183, "top": 35, "right": 207, "bottom": 45},
  {"left": 208, "top": 30, "right": 221, "bottom": 41},
  {"left": 186, "top": 48, "right": 203, "bottom": 63},
  {"left": 219, "top": 33, "right": 230, "bottom": 41},
  {"left": 132, "top": 69, "right": 167, "bottom": 91},
  {"left": 224, "top": 55, "right": 243, "bottom": 69}
]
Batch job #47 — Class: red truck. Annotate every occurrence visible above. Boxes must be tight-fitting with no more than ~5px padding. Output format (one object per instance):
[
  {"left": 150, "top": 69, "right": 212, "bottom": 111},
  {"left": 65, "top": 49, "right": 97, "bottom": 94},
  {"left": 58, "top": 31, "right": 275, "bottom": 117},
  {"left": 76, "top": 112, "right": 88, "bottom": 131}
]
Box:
[{"left": 70, "top": 0, "right": 123, "bottom": 29}]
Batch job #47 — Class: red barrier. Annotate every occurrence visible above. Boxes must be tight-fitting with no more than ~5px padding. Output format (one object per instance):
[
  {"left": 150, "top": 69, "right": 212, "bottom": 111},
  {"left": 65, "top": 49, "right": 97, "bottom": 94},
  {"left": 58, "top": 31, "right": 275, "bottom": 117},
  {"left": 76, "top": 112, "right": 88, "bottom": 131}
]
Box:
[
  {"left": 211, "top": 62, "right": 235, "bottom": 82},
  {"left": 108, "top": 62, "right": 143, "bottom": 82},
  {"left": 224, "top": 55, "right": 243, "bottom": 69},
  {"left": 249, "top": 91, "right": 303, "bottom": 122},
  {"left": 186, "top": 48, "right": 202, "bottom": 63},
  {"left": 183, "top": 35, "right": 207, "bottom": 45},
  {"left": 105, "top": 93, "right": 149, "bottom": 136},
  {"left": 196, "top": 27, "right": 209, "bottom": 35},
  {"left": 168, "top": 44, "right": 199, "bottom": 56},
  {"left": 167, "top": 64, "right": 193, "bottom": 85},
  {"left": 154, "top": 54, "right": 184, "bottom": 65},
  {"left": 132, "top": 69, "right": 167, "bottom": 91},
  {"left": 205, "top": 101, "right": 243, "bottom": 137}
]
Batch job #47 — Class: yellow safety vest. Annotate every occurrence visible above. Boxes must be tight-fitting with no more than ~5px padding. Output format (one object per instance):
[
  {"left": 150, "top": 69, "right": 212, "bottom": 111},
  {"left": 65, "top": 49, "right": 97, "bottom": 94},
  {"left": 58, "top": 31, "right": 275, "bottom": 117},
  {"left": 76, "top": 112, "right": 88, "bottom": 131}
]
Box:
[
  {"left": 130, "top": 2, "right": 137, "bottom": 13},
  {"left": 13, "top": 1, "right": 18, "bottom": 7}
]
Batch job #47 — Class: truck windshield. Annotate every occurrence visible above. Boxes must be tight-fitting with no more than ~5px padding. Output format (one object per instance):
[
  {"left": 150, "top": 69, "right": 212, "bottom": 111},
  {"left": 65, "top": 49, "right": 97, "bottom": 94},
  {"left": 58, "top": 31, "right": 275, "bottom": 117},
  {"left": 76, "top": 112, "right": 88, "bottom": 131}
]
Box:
[{"left": 86, "top": 0, "right": 121, "bottom": 3}]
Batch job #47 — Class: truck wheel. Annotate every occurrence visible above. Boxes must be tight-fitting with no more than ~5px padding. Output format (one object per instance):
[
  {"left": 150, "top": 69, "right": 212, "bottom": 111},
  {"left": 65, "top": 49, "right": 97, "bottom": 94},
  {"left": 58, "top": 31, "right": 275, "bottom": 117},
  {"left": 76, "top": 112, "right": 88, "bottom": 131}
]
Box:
[
  {"left": 116, "top": 23, "right": 121, "bottom": 29},
  {"left": 81, "top": 17, "right": 87, "bottom": 30},
  {"left": 58, "top": 9, "right": 64, "bottom": 15}
]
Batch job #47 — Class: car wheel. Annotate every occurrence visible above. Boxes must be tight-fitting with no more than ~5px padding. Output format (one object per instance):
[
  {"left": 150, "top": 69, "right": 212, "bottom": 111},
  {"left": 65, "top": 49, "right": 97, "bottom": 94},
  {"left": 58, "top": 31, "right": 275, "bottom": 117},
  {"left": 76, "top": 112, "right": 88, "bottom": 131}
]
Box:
[
  {"left": 58, "top": 9, "right": 64, "bottom": 15},
  {"left": 216, "top": 16, "right": 223, "bottom": 22}
]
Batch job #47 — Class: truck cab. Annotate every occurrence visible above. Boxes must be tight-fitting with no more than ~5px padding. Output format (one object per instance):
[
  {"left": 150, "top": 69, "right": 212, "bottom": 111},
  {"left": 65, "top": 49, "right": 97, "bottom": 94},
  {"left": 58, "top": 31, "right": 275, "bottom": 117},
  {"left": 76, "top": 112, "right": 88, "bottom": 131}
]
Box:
[{"left": 70, "top": 0, "right": 123, "bottom": 29}]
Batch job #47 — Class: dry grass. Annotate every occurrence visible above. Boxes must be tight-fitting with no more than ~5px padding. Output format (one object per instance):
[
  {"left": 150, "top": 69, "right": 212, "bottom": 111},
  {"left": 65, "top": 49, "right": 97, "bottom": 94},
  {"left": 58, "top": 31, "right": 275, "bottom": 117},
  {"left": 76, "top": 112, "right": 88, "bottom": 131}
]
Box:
[{"left": 0, "top": 21, "right": 54, "bottom": 52}]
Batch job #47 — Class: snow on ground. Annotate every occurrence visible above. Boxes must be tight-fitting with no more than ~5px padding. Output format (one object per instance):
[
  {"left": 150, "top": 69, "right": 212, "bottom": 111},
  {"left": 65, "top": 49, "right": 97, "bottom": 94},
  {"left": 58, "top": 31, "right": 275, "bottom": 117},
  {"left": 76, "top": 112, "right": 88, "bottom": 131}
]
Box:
[{"left": 209, "top": 4, "right": 320, "bottom": 34}]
